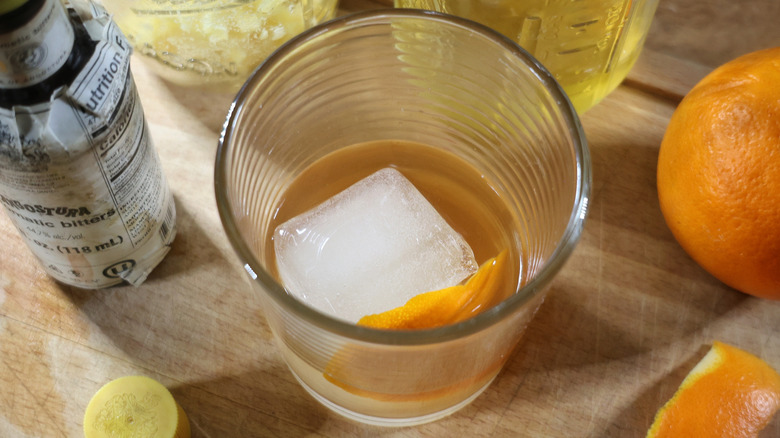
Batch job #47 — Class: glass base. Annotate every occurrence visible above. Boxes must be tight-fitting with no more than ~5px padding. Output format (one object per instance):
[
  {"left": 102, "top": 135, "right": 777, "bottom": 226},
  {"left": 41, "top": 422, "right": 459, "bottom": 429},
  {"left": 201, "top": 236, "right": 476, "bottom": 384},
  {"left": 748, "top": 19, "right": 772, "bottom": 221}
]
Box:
[{"left": 292, "top": 373, "right": 496, "bottom": 427}]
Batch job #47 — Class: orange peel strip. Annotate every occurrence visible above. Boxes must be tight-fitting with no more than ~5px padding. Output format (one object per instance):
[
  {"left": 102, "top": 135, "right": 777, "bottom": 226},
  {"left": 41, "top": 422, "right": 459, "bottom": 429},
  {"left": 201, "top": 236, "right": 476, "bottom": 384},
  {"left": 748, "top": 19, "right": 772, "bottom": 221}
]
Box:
[
  {"left": 357, "top": 250, "right": 508, "bottom": 330},
  {"left": 647, "top": 341, "right": 780, "bottom": 438}
]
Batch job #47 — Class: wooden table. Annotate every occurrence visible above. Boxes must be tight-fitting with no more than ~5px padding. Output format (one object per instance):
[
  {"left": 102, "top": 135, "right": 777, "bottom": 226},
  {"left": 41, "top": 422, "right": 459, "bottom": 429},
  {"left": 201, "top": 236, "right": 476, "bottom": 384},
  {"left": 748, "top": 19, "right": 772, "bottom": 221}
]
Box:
[{"left": 2, "top": 1, "right": 779, "bottom": 436}]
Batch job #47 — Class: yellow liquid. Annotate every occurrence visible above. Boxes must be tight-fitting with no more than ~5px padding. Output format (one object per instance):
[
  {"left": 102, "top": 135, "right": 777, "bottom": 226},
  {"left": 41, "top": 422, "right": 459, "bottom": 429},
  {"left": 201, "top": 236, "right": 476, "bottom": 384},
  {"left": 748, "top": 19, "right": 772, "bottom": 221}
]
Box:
[{"left": 397, "top": 0, "right": 658, "bottom": 113}]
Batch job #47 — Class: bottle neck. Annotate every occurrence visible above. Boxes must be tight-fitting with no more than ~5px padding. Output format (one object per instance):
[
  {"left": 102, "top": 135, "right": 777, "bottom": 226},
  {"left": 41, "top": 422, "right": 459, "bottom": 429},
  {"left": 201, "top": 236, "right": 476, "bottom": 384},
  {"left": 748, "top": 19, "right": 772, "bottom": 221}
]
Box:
[
  {"left": 0, "top": 0, "right": 96, "bottom": 108},
  {"left": 0, "top": 0, "right": 75, "bottom": 90}
]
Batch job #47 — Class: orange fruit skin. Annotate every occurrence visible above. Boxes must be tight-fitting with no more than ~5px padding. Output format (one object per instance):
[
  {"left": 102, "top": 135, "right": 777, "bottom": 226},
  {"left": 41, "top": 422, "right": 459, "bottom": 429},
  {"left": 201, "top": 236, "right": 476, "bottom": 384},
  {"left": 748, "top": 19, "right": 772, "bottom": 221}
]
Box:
[
  {"left": 358, "top": 251, "right": 507, "bottom": 330},
  {"left": 647, "top": 341, "right": 780, "bottom": 438},
  {"left": 657, "top": 47, "right": 780, "bottom": 300}
]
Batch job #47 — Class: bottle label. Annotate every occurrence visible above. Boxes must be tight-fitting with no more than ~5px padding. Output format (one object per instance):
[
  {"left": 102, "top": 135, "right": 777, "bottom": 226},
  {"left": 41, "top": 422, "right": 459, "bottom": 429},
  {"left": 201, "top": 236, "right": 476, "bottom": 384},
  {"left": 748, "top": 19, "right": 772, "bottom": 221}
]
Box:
[
  {"left": 0, "top": 0, "right": 75, "bottom": 89},
  {"left": 0, "top": 4, "right": 175, "bottom": 288}
]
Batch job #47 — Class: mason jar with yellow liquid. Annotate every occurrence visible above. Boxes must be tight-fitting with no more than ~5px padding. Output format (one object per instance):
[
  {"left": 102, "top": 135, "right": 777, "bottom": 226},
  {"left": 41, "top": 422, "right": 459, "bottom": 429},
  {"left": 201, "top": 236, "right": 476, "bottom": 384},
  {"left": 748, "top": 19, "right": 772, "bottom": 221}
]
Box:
[
  {"left": 396, "top": 0, "right": 659, "bottom": 113},
  {"left": 99, "top": 0, "right": 339, "bottom": 92}
]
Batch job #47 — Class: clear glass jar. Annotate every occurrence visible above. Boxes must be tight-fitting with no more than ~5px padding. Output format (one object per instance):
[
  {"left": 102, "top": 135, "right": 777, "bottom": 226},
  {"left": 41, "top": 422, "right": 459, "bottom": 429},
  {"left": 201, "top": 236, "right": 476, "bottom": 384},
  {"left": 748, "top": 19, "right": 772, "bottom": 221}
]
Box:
[
  {"left": 396, "top": 0, "right": 659, "bottom": 113},
  {"left": 99, "top": 0, "right": 339, "bottom": 92},
  {"left": 216, "top": 10, "right": 590, "bottom": 425}
]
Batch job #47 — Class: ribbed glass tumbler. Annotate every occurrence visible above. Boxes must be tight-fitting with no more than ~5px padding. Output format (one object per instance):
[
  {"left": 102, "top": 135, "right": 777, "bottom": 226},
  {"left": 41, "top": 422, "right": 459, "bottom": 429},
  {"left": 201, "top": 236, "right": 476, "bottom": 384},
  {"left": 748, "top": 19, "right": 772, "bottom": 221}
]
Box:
[{"left": 216, "top": 10, "right": 591, "bottom": 426}]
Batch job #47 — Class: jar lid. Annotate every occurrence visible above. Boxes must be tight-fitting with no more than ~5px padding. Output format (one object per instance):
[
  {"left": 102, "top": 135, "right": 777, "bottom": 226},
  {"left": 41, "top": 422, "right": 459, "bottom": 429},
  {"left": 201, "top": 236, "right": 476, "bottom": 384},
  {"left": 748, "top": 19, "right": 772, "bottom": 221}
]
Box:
[{"left": 83, "top": 376, "right": 191, "bottom": 438}]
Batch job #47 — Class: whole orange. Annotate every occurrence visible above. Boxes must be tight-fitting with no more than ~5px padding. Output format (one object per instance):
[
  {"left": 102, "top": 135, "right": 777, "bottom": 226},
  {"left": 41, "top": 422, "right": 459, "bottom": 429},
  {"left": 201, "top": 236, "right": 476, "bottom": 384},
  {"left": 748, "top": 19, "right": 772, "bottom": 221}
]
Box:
[{"left": 657, "top": 47, "right": 780, "bottom": 300}]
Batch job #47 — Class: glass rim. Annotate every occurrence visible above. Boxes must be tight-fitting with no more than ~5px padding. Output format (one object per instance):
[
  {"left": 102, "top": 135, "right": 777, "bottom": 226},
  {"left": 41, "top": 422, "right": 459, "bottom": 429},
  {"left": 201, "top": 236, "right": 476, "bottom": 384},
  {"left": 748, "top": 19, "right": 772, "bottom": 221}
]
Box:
[{"left": 215, "top": 8, "right": 591, "bottom": 346}]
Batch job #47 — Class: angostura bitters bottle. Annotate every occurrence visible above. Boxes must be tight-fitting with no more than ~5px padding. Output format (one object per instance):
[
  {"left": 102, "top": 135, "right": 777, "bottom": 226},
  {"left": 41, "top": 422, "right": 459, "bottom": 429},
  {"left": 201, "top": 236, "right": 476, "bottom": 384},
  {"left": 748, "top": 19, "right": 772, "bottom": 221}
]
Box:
[{"left": 0, "top": 0, "right": 177, "bottom": 288}]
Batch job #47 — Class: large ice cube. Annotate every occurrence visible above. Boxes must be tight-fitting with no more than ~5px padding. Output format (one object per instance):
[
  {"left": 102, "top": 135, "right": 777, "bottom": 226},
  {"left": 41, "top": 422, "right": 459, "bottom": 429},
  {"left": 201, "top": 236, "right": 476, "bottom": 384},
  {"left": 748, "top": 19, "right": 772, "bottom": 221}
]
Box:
[{"left": 273, "top": 167, "right": 478, "bottom": 323}]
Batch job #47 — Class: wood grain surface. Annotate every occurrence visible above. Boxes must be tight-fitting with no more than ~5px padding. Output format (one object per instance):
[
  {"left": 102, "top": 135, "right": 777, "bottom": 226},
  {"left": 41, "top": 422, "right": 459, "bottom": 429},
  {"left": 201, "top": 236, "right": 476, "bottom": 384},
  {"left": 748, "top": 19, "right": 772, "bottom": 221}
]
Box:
[{"left": 2, "top": 1, "right": 779, "bottom": 437}]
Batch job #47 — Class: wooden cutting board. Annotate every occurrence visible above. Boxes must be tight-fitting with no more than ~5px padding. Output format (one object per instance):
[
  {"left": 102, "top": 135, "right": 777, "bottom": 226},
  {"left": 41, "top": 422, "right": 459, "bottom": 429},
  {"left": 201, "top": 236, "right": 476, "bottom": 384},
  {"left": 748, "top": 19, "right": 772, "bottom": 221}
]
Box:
[{"left": 1, "top": 1, "right": 779, "bottom": 437}]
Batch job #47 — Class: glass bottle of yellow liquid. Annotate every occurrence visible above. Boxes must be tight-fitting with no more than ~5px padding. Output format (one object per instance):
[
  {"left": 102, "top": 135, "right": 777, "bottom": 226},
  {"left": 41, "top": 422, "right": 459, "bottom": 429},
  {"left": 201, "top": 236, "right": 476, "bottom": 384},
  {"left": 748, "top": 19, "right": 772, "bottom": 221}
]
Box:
[
  {"left": 100, "top": 0, "right": 339, "bottom": 92},
  {"left": 396, "top": 0, "right": 659, "bottom": 113}
]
